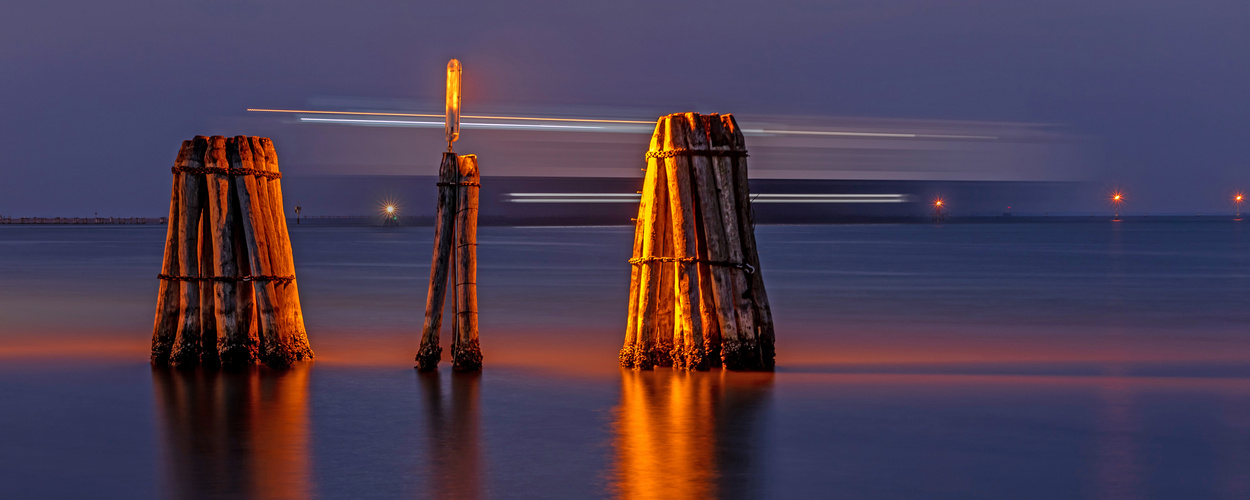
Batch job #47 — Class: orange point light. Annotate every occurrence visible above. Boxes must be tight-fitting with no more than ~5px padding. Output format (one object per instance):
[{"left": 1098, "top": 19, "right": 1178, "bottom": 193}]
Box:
[{"left": 386, "top": 205, "right": 395, "bottom": 214}]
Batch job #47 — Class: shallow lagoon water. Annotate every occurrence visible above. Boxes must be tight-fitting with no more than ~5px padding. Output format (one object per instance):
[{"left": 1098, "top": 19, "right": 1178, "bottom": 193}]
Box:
[{"left": 2, "top": 222, "right": 1250, "bottom": 498}]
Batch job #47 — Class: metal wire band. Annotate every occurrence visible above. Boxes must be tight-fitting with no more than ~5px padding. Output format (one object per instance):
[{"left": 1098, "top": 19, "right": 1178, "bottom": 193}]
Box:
[{"left": 436, "top": 181, "right": 481, "bottom": 187}]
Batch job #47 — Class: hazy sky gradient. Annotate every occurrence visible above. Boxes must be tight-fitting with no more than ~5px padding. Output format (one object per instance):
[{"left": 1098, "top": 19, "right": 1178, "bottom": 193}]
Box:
[{"left": 2, "top": 0, "right": 1247, "bottom": 215}]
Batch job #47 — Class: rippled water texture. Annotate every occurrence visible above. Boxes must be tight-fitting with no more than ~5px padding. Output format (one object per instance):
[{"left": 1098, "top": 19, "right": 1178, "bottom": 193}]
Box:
[{"left": 2, "top": 222, "right": 1250, "bottom": 498}]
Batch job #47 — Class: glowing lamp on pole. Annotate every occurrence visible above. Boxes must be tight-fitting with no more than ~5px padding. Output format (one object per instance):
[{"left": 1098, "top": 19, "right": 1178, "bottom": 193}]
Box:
[
  {"left": 445, "top": 59, "right": 461, "bottom": 152},
  {"left": 1235, "top": 192, "right": 1244, "bottom": 220}
]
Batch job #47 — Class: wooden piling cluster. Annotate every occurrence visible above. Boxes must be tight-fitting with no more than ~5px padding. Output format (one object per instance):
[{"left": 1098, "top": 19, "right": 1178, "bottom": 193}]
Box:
[
  {"left": 621, "top": 113, "right": 775, "bottom": 371},
  {"left": 417, "top": 153, "right": 482, "bottom": 372},
  {"left": 151, "top": 136, "right": 313, "bottom": 368}
]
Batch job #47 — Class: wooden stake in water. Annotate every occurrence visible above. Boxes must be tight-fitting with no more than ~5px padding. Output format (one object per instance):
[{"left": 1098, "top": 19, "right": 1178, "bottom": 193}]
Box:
[
  {"left": 418, "top": 153, "right": 460, "bottom": 371},
  {"left": 170, "top": 137, "right": 208, "bottom": 367},
  {"left": 151, "top": 141, "right": 188, "bottom": 365},
  {"left": 452, "top": 155, "right": 482, "bottom": 371}
]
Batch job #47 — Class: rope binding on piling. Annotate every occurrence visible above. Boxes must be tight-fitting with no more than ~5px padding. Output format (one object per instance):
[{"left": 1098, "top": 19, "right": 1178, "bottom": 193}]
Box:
[
  {"left": 628, "top": 256, "right": 755, "bottom": 274},
  {"left": 157, "top": 274, "right": 296, "bottom": 285},
  {"left": 645, "top": 148, "right": 749, "bottom": 159},
  {"left": 171, "top": 165, "right": 282, "bottom": 180}
]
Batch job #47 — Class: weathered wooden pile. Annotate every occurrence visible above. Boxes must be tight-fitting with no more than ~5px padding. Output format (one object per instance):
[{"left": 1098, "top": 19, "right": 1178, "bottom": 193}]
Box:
[
  {"left": 151, "top": 136, "right": 313, "bottom": 368},
  {"left": 417, "top": 153, "right": 482, "bottom": 372},
  {"left": 621, "top": 113, "right": 775, "bottom": 371}
]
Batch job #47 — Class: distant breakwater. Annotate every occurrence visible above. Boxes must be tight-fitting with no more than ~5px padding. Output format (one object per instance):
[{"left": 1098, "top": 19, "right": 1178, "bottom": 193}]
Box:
[{"left": 0, "top": 217, "right": 166, "bottom": 225}]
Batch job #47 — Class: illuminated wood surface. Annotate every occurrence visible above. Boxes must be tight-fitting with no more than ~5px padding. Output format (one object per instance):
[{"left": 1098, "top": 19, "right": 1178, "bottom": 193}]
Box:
[
  {"left": 154, "top": 136, "right": 312, "bottom": 368},
  {"left": 452, "top": 155, "right": 482, "bottom": 371},
  {"left": 621, "top": 113, "right": 775, "bottom": 371},
  {"left": 150, "top": 141, "right": 188, "bottom": 365},
  {"left": 203, "top": 137, "right": 240, "bottom": 365},
  {"left": 417, "top": 153, "right": 459, "bottom": 371},
  {"left": 170, "top": 136, "right": 207, "bottom": 366},
  {"left": 258, "top": 138, "right": 313, "bottom": 365},
  {"left": 725, "top": 115, "right": 775, "bottom": 367},
  {"left": 229, "top": 136, "right": 271, "bottom": 365},
  {"left": 664, "top": 115, "right": 705, "bottom": 370}
]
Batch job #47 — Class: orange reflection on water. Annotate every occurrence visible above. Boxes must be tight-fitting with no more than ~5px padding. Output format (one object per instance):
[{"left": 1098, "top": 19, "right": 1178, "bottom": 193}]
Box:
[
  {"left": 610, "top": 370, "right": 773, "bottom": 500},
  {"left": 153, "top": 365, "right": 311, "bottom": 500}
]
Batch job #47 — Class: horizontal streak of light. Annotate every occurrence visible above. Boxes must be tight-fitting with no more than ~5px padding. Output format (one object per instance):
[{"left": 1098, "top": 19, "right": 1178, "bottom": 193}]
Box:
[
  {"left": 752, "top": 194, "right": 905, "bottom": 198},
  {"left": 251, "top": 108, "right": 654, "bottom": 124},
  {"left": 508, "top": 193, "right": 640, "bottom": 197},
  {"left": 510, "top": 199, "right": 642, "bottom": 203},
  {"left": 746, "top": 128, "right": 998, "bottom": 140},
  {"left": 255, "top": 108, "right": 996, "bottom": 140},
  {"left": 506, "top": 193, "right": 910, "bottom": 203},
  {"left": 751, "top": 199, "right": 907, "bottom": 203},
  {"left": 300, "top": 117, "right": 603, "bottom": 130}
]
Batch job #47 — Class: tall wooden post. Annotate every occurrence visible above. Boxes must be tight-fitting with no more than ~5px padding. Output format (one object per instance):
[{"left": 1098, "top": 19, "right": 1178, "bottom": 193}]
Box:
[
  {"left": 151, "top": 142, "right": 188, "bottom": 365},
  {"left": 664, "top": 115, "right": 706, "bottom": 370},
  {"left": 204, "top": 137, "right": 241, "bottom": 365},
  {"left": 258, "top": 138, "right": 314, "bottom": 365},
  {"left": 227, "top": 137, "right": 265, "bottom": 364},
  {"left": 706, "top": 117, "right": 759, "bottom": 370},
  {"left": 621, "top": 120, "right": 666, "bottom": 368},
  {"left": 231, "top": 137, "right": 280, "bottom": 364},
  {"left": 170, "top": 137, "right": 208, "bottom": 367},
  {"left": 452, "top": 155, "right": 482, "bottom": 371},
  {"left": 418, "top": 153, "right": 459, "bottom": 371},
  {"left": 725, "top": 116, "right": 775, "bottom": 369}
]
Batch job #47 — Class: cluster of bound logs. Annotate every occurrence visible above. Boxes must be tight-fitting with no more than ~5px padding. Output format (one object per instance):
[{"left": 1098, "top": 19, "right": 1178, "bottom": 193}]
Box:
[
  {"left": 151, "top": 136, "right": 313, "bottom": 368},
  {"left": 621, "top": 113, "right": 775, "bottom": 371},
  {"left": 417, "top": 153, "right": 483, "bottom": 372}
]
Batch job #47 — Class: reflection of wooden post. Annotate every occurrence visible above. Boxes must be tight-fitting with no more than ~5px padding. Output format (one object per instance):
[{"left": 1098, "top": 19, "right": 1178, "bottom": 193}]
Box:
[
  {"left": 418, "top": 153, "right": 459, "bottom": 371},
  {"left": 151, "top": 142, "right": 188, "bottom": 365},
  {"left": 452, "top": 155, "right": 482, "bottom": 372},
  {"left": 170, "top": 137, "right": 207, "bottom": 367}
]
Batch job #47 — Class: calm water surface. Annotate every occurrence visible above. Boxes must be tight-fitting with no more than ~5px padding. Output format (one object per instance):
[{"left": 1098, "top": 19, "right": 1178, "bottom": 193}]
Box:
[{"left": 2, "top": 222, "right": 1249, "bottom": 499}]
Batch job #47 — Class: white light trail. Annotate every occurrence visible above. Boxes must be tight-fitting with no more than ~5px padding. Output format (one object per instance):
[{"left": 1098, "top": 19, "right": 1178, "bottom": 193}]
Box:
[
  {"left": 300, "top": 117, "right": 605, "bottom": 130},
  {"left": 505, "top": 193, "right": 909, "bottom": 203},
  {"left": 259, "top": 109, "right": 999, "bottom": 140}
]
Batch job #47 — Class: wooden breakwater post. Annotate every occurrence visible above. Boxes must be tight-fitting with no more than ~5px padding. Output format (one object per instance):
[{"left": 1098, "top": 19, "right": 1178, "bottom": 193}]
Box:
[
  {"left": 417, "top": 154, "right": 482, "bottom": 372},
  {"left": 417, "top": 58, "right": 483, "bottom": 372},
  {"left": 151, "top": 135, "right": 313, "bottom": 368},
  {"left": 620, "top": 113, "right": 775, "bottom": 371}
]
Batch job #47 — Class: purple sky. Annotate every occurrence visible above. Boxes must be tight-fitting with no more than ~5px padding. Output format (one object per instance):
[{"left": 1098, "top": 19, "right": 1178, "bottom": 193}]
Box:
[{"left": 2, "top": 0, "right": 1247, "bottom": 215}]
